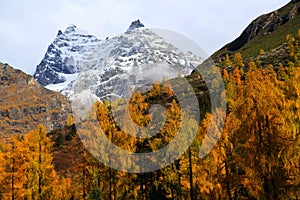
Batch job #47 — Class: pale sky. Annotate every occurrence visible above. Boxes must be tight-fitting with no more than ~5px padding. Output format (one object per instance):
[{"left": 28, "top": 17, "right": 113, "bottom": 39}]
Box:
[{"left": 0, "top": 0, "right": 291, "bottom": 74}]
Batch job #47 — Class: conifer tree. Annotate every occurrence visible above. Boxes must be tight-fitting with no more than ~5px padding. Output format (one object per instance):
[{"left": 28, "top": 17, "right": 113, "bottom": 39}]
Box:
[
  {"left": 223, "top": 69, "right": 230, "bottom": 82},
  {"left": 24, "top": 125, "right": 59, "bottom": 200},
  {"left": 0, "top": 146, "right": 4, "bottom": 198},
  {"left": 0, "top": 136, "right": 27, "bottom": 199},
  {"left": 259, "top": 49, "right": 265, "bottom": 55},
  {"left": 233, "top": 52, "right": 245, "bottom": 67},
  {"left": 224, "top": 54, "right": 232, "bottom": 67}
]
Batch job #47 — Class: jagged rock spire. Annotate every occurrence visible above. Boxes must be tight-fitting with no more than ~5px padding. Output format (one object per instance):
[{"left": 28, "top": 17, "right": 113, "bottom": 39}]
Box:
[{"left": 127, "top": 19, "right": 145, "bottom": 31}]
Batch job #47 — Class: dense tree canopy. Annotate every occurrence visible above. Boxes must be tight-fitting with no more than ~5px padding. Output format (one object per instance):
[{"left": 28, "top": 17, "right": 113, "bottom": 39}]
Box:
[{"left": 1, "top": 31, "right": 300, "bottom": 199}]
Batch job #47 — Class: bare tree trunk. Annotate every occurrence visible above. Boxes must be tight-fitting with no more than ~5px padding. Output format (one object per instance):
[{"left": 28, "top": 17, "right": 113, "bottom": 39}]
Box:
[
  {"left": 188, "top": 147, "right": 194, "bottom": 200},
  {"left": 38, "top": 135, "right": 42, "bottom": 200},
  {"left": 109, "top": 167, "right": 112, "bottom": 200},
  {"left": 83, "top": 168, "right": 86, "bottom": 199},
  {"left": 11, "top": 142, "right": 15, "bottom": 200},
  {"left": 224, "top": 159, "right": 232, "bottom": 200}
]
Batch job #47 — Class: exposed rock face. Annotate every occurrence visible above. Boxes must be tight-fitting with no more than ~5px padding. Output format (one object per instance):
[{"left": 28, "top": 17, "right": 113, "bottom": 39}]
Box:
[
  {"left": 0, "top": 63, "right": 71, "bottom": 136},
  {"left": 219, "top": 0, "right": 300, "bottom": 52},
  {"left": 33, "top": 20, "right": 203, "bottom": 101},
  {"left": 33, "top": 24, "right": 101, "bottom": 86},
  {"left": 127, "top": 19, "right": 145, "bottom": 31}
]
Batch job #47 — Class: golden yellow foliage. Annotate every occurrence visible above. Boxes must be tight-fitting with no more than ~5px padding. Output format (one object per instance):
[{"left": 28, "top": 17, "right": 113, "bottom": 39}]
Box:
[{"left": 233, "top": 52, "right": 245, "bottom": 67}]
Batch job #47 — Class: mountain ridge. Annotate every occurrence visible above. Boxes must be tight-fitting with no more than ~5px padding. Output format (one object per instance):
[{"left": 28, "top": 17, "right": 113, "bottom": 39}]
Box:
[
  {"left": 212, "top": 0, "right": 300, "bottom": 62},
  {"left": 0, "top": 63, "right": 71, "bottom": 137},
  {"left": 33, "top": 20, "right": 203, "bottom": 101},
  {"left": 33, "top": 24, "right": 102, "bottom": 86}
]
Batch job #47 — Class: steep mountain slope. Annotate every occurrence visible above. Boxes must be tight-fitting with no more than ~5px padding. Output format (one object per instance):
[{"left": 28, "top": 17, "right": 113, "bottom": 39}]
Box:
[
  {"left": 34, "top": 20, "right": 203, "bottom": 100},
  {"left": 33, "top": 24, "right": 101, "bottom": 86},
  {"left": 0, "top": 63, "right": 71, "bottom": 137},
  {"left": 212, "top": 0, "right": 300, "bottom": 62}
]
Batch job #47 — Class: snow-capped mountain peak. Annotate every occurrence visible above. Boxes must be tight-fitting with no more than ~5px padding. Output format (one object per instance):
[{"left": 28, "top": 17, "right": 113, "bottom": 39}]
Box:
[
  {"left": 34, "top": 21, "right": 204, "bottom": 100},
  {"left": 127, "top": 19, "right": 145, "bottom": 32},
  {"left": 33, "top": 24, "right": 101, "bottom": 86},
  {"left": 63, "top": 24, "right": 89, "bottom": 35},
  {"left": 64, "top": 24, "right": 77, "bottom": 34}
]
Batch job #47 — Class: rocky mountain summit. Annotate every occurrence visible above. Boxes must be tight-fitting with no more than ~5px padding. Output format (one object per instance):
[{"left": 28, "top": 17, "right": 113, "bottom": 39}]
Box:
[
  {"left": 34, "top": 24, "right": 101, "bottom": 86},
  {"left": 33, "top": 20, "right": 203, "bottom": 100},
  {"left": 127, "top": 19, "right": 145, "bottom": 31}
]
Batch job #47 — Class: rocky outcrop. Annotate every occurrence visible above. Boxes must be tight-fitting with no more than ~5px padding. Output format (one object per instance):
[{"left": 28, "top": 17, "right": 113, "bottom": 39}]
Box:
[
  {"left": 126, "top": 19, "right": 145, "bottom": 32},
  {"left": 216, "top": 0, "right": 300, "bottom": 53},
  {"left": 0, "top": 63, "right": 71, "bottom": 136},
  {"left": 33, "top": 24, "right": 101, "bottom": 86},
  {"left": 33, "top": 20, "right": 203, "bottom": 101}
]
